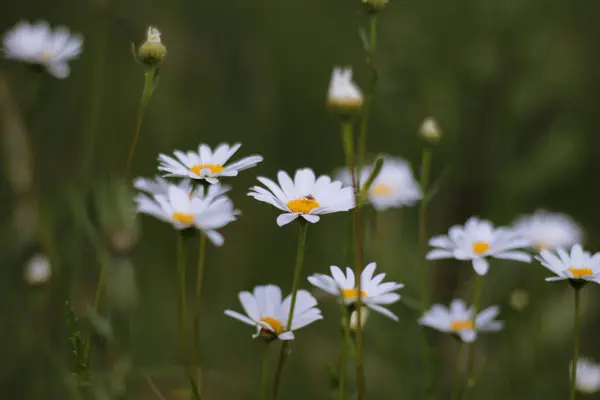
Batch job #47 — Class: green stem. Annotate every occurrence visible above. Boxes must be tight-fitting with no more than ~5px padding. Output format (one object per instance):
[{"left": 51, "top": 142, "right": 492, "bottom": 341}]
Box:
[
  {"left": 450, "top": 343, "right": 464, "bottom": 400},
  {"left": 463, "top": 274, "right": 484, "bottom": 397},
  {"left": 260, "top": 344, "right": 270, "bottom": 400},
  {"left": 570, "top": 287, "right": 581, "bottom": 400},
  {"left": 418, "top": 148, "right": 432, "bottom": 312},
  {"left": 192, "top": 233, "right": 207, "bottom": 377},
  {"left": 357, "top": 14, "right": 378, "bottom": 179},
  {"left": 124, "top": 67, "right": 156, "bottom": 174},
  {"left": 337, "top": 300, "right": 353, "bottom": 400},
  {"left": 272, "top": 222, "right": 308, "bottom": 399},
  {"left": 342, "top": 120, "right": 366, "bottom": 400}
]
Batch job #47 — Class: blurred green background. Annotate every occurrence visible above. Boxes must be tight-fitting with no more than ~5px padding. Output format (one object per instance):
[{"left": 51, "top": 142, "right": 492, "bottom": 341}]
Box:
[{"left": 2, "top": 0, "right": 600, "bottom": 398}]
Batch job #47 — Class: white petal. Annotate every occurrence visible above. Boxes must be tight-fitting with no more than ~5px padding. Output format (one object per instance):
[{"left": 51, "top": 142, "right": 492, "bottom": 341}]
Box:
[
  {"left": 472, "top": 258, "right": 489, "bottom": 275},
  {"left": 47, "top": 62, "right": 70, "bottom": 78},
  {"left": 277, "top": 213, "right": 299, "bottom": 226},
  {"left": 224, "top": 309, "right": 256, "bottom": 327}
]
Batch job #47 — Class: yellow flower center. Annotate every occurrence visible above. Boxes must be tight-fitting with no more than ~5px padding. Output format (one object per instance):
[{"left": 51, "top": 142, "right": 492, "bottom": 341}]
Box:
[
  {"left": 260, "top": 317, "right": 284, "bottom": 334},
  {"left": 342, "top": 288, "right": 367, "bottom": 301},
  {"left": 450, "top": 320, "right": 473, "bottom": 332},
  {"left": 568, "top": 267, "right": 593, "bottom": 278},
  {"left": 370, "top": 183, "right": 393, "bottom": 196},
  {"left": 172, "top": 212, "right": 195, "bottom": 225},
  {"left": 189, "top": 164, "right": 224, "bottom": 176},
  {"left": 534, "top": 241, "right": 550, "bottom": 250},
  {"left": 287, "top": 196, "right": 320, "bottom": 214},
  {"left": 472, "top": 241, "right": 490, "bottom": 255},
  {"left": 40, "top": 52, "right": 54, "bottom": 62}
]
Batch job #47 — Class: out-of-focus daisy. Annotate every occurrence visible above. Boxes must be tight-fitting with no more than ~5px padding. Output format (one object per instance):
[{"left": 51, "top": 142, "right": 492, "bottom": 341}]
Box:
[
  {"left": 307, "top": 262, "right": 403, "bottom": 321},
  {"left": 513, "top": 210, "right": 582, "bottom": 250},
  {"left": 426, "top": 217, "right": 531, "bottom": 275},
  {"left": 133, "top": 176, "right": 229, "bottom": 199},
  {"left": 2, "top": 21, "right": 83, "bottom": 79},
  {"left": 336, "top": 157, "right": 422, "bottom": 211},
  {"left": 327, "top": 67, "right": 363, "bottom": 114},
  {"left": 535, "top": 244, "right": 600, "bottom": 284},
  {"left": 24, "top": 254, "right": 51, "bottom": 285},
  {"left": 419, "top": 299, "right": 503, "bottom": 343},
  {"left": 224, "top": 285, "right": 322, "bottom": 341},
  {"left": 158, "top": 143, "right": 263, "bottom": 184},
  {"left": 248, "top": 168, "right": 354, "bottom": 226},
  {"left": 571, "top": 358, "right": 600, "bottom": 394},
  {"left": 134, "top": 182, "right": 239, "bottom": 246}
]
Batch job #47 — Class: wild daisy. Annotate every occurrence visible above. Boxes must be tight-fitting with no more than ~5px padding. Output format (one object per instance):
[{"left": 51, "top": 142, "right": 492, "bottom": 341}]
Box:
[
  {"left": 419, "top": 299, "right": 503, "bottom": 343},
  {"left": 134, "top": 182, "right": 239, "bottom": 246},
  {"left": 513, "top": 210, "right": 582, "bottom": 250},
  {"left": 336, "top": 157, "right": 422, "bottom": 211},
  {"left": 2, "top": 21, "right": 83, "bottom": 78},
  {"left": 327, "top": 67, "right": 363, "bottom": 113},
  {"left": 535, "top": 244, "right": 600, "bottom": 284},
  {"left": 224, "top": 285, "right": 323, "bottom": 340},
  {"left": 426, "top": 217, "right": 532, "bottom": 275},
  {"left": 307, "top": 262, "right": 403, "bottom": 321},
  {"left": 158, "top": 143, "right": 263, "bottom": 184},
  {"left": 572, "top": 358, "right": 600, "bottom": 394},
  {"left": 248, "top": 168, "right": 354, "bottom": 226},
  {"left": 133, "top": 176, "right": 230, "bottom": 198}
]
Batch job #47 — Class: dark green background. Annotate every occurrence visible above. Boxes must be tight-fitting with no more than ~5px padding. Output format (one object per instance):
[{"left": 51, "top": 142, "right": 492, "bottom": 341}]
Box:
[{"left": 1, "top": 0, "right": 600, "bottom": 398}]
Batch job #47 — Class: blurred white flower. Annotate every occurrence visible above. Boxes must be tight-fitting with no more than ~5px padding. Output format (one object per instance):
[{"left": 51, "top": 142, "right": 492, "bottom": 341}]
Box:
[
  {"left": 572, "top": 358, "right": 600, "bottom": 394},
  {"left": 420, "top": 117, "right": 442, "bottom": 144},
  {"left": 248, "top": 168, "right": 354, "bottom": 226},
  {"left": 307, "top": 262, "right": 403, "bottom": 321},
  {"left": 535, "top": 244, "right": 600, "bottom": 284},
  {"left": 224, "top": 285, "right": 323, "bottom": 341},
  {"left": 24, "top": 254, "right": 51, "bottom": 285},
  {"left": 513, "top": 210, "right": 582, "bottom": 250},
  {"left": 426, "top": 217, "right": 532, "bottom": 275},
  {"left": 158, "top": 143, "right": 263, "bottom": 184},
  {"left": 336, "top": 157, "right": 422, "bottom": 211},
  {"left": 509, "top": 289, "right": 529, "bottom": 311},
  {"left": 419, "top": 299, "right": 503, "bottom": 342},
  {"left": 133, "top": 176, "right": 230, "bottom": 199},
  {"left": 350, "top": 307, "right": 369, "bottom": 331},
  {"left": 327, "top": 67, "right": 363, "bottom": 113},
  {"left": 134, "top": 182, "right": 239, "bottom": 245},
  {"left": 2, "top": 21, "right": 83, "bottom": 78}
]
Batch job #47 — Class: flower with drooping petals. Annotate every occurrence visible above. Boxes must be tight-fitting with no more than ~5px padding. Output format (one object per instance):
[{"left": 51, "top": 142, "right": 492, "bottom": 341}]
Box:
[
  {"left": 248, "top": 168, "right": 354, "bottom": 226},
  {"left": 513, "top": 210, "right": 582, "bottom": 250},
  {"left": 224, "top": 285, "right": 322, "bottom": 341},
  {"left": 158, "top": 143, "right": 263, "bottom": 184},
  {"left": 426, "top": 217, "right": 532, "bottom": 275},
  {"left": 419, "top": 299, "right": 503, "bottom": 342},
  {"left": 307, "top": 262, "right": 403, "bottom": 321},
  {"left": 535, "top": 244, "right": 600, "bottom": 284},
  {"left": 2, "top": 21, "right": 83, "bottom": 78},
  {"left": 327, "top": 67, "right": 363, "bottom": 115}
]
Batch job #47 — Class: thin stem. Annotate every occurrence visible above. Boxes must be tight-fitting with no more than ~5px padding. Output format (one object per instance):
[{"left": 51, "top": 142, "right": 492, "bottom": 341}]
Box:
[
  {"left": 570, "top": 287, "right": 581, "bottom": 400},
  {"left": 357, "top": 14, "right": 378, "bottom": 178},
  {"left": 418, "top": 148, "right": 432, "bottom": 312},
  {"left": 337, "top": 300, "right": 352, "bottom": 400},
  {"left": 272, "top": 222, "right": 308, "bottom": 399},
  {"left": 192, "top": 233, "right": 207, "bottom": 377},
  {"left": 342, "top": 120, "right": 366, "bottom": 399},
  {"left": 450, "top": 343, "right": 464, "bottom": 400},
  {"left": 260, "top": 344, "right": 270, "bottom": 400},
  {"left": 463, "top": 274, "right": 484, "bottom": 397},
  {"left": 124, "top": 67, "right": 156, "bottom": 174}
]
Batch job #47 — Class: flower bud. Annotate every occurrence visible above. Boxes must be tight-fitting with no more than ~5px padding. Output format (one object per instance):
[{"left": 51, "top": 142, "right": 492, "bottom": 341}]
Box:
[
  {"left": 350, "top": 307, "right": 369, "bottom": 332},
  {"left": 420, "top": 117, "right": 441, "bottom": 145},
  {"left": 24, "top": 254, "right": 51, "bottom": 285},
  {"left": 137, "top": 26, "right": 167, "bottom": 67},
  {"left": 509, "top": 289, "right": 529, "bottom": 311},
  {"left": 328, "top": 67, "right": 363, "bottom": 118},
  {"left": 361, "top": 0, "right": 389, "bottom": 13}
]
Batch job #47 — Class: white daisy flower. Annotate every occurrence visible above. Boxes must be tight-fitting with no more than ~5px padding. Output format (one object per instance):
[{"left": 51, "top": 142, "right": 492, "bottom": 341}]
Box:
[
  {"left": 572, "top": 358, "right": 600, "bottom": 394},
  {"left": 535, "top": 244, "right": 600, "bottom": 284},
  {"left": 158, "top": 143, "right": 263, "bottom": 184},
  {"left": 224, "top": 285, "right": 323, "bottom": 341},
  {"left": 418, "top": 299, "right": 503, "bottom": 343},
  {"left": 133, "top": 176, "right": 230, "bottom": 198},
  {"left": 426, "top": 217, "right": 532, "bottom": 275},
  {"left": 327, "top": 67, "right": 363, "bottom": 112},
  {"left": 2, "top": 21, "right": 83, "bottom": 79},
  {"left": 513, "top": 210, "right": 582, "bottom": 250},
  {"left": 336, "top": 157, "right": 422, "bottom": 211},
  {"left": 248, "top": 168, "right": 354, "bottom": 226},
  {"left": 307, "top": 262, "right": 403, "bottom": 321},
  {"left": 134, "top": 182, "right": 239, "bottom": 246},
  {"left": 24, "top": 254, "right": 51, "bottom": 285}
]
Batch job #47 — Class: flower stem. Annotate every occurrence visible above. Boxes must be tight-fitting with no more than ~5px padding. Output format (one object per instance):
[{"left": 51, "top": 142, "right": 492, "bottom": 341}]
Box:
[
  {"left": 357, "top": 14, "right": 378, "bottom": 177},
  {"left": 124, "top": 66, "right": 156, "bottom": 174},
  {"left": 177, "top": 233, "right": 202, "bottom": 400},
  {"left": 341, "top": 120, "right": 366, "bottom": 400},
  {"left": 337, "top": 300, "right": 353, "bottom": 400},
  {"left": 450, "top": 343, "right": 464, "bottom": 400},
  {"left": 260, "top": 344, "right": 270, "bottom": 400},
  {"left": 570, "top": 287, "right": 582, "bottom": 400},
  {"left": 272, "top": 222, "right": 308, "bottom": 399},
  {"left": 192, "top": 233, "right": 207, "bottom": 379},
  {"left": 463, "top": 274, "right": 484, "bottom": 397}
]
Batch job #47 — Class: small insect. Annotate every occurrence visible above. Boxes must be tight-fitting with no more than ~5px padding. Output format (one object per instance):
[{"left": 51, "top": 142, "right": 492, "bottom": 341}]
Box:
[{"left": 304, "top": 194, "right": 315, "bottom": 200}]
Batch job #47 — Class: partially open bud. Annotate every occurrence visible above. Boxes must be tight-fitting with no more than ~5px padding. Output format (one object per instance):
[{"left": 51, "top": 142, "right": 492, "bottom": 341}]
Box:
[
  {"left": 350, "top": 307, "right": 369, "bottom": 332},
  {"left": 137, "top": 26, "right": 167, "bottom": 67},
  {"left": 420, "top": 117, "right": 441, "bottom": 145},
  {"left": 24, "top": 254, "right": 51, "bottom": 285},
  {"left": 361, "top": 0, "right": 389, "bottom": 13},
  {"left": 509, "top": 289, "right": 529, "bottom": 311},
  {"left": 328, "top": 67, "right": 363, "bottom": 118}
]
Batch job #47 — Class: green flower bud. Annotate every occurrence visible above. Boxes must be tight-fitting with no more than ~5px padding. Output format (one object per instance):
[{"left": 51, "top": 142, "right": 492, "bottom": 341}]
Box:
[
  {"left": 137, "top": 26, "right": 167, "bottom": 67},
  {"left": 420, "top": 117, "right": 442, "bottom": 145},
  {"left": 361, "top": 0, "right": 389, "bottom": 13}
]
